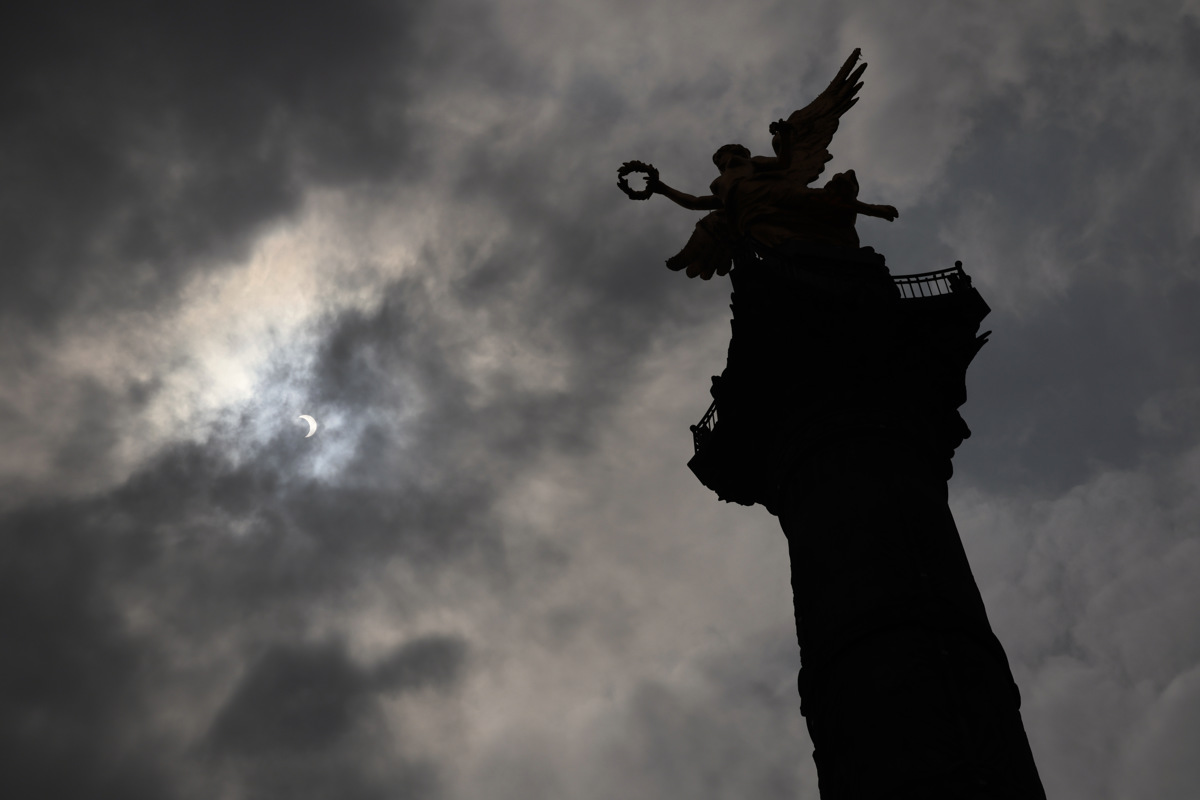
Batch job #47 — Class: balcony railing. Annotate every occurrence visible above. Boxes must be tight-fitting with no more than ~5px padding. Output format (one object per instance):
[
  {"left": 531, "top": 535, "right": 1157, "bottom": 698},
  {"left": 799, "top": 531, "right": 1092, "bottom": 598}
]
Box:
[
  {"left": 690, "top": 261, "right": 976, "bottom": 454},
  {"left": 690, "top": 398, "right": 719, "bottom": 454},
  {"left": 891, "top": 261, "right": 972, "bottom": 299}
]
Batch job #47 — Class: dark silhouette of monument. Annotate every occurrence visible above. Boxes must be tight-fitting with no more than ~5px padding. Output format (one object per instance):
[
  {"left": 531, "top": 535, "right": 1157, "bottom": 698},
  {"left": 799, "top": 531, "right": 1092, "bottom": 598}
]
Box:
[{"left": 620, "top": 51, "right": 1046, "bottom": 798}]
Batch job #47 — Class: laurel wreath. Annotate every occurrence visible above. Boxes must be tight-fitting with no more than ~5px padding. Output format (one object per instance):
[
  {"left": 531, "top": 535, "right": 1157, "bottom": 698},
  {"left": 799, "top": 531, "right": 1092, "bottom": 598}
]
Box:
[{"left": 617, "top": 160, "right": 659, "bottom": 201}]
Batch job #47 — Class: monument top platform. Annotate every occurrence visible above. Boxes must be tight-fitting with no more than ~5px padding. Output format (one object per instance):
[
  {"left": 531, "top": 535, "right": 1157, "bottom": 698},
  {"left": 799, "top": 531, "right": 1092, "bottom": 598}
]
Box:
[{"left": 686, "top": 251, "right": 991, "bottom": 513}]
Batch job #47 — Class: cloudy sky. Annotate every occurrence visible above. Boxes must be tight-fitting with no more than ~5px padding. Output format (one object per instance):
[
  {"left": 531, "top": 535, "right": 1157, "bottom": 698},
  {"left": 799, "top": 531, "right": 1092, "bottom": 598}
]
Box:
[{"left": 3, "top": 1, "right": 1199, "bottom": 797}]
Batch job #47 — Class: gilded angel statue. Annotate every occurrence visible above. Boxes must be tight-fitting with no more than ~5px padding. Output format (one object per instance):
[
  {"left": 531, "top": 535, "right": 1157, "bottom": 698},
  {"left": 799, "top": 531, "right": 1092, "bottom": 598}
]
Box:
[{"left": 618, "top": 49, "right": 898, "bottom": 280}]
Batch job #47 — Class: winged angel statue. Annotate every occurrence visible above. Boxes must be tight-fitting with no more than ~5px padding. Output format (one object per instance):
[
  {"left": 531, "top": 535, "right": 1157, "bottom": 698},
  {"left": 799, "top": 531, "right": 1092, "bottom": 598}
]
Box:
[{"left": 618, "top": 49, "right": 898, "bottom": 280}]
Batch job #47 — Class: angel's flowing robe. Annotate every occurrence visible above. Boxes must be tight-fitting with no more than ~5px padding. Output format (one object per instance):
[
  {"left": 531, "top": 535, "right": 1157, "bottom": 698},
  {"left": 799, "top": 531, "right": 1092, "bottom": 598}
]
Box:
[{"left": 714, "top": 170, "right": 863, "bottom": 250}]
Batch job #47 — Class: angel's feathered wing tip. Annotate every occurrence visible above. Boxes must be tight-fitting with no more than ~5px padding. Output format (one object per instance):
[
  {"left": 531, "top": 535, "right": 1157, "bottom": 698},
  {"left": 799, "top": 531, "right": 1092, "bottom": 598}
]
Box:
[{"left": 834, "top": 49, "right": 864, "bottom": 83}]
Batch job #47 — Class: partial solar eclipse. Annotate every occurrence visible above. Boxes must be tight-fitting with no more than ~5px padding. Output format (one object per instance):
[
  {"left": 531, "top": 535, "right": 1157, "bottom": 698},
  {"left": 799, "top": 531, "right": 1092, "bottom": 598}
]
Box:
[{"left": 298, "top": 415, "right": 318, "bottom": 438}]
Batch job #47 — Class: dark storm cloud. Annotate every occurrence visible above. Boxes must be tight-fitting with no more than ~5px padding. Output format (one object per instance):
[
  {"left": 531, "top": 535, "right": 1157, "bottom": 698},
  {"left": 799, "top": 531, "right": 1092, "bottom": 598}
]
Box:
[
  {"left": 200, "top": 639, "right": 461, "bottom": 800},
  {"left": 0, "top": 352, "right": 469, "bottom": 799},
  {"left": 958, "top": 279, "right": 1200, "bottom": 493},
  {"left": 0, "top": 433, "right": 475, "bottom": 798},
  {"left": 0, "top": 501, "right": 173, "bottom": 799},
  {"left": 206, "top": 636, "right": 464, "bottom": 755},
  {"left": 6, "top": 2, "right": 1200, "bottom": 798},
  {"left": 309, "top": 271, "right": 607, "bottom": 477},
  {"left": 0, "top": 0, "right": 425, "bottom": 326},
  {"left": 946, "top": 31, "right": 1196, "bottom": 273},
  {"left": 0, "top": 258, "right": 616, "bottom": 796},
  {"left": 47, "top": 376, "right": 137, "bottom": 480},
  {"left": 858, "top": 25, "right": 1200, "bottom": 495},
  {"left": 584, "top": 632, "right": 810, "bottom": 800}
]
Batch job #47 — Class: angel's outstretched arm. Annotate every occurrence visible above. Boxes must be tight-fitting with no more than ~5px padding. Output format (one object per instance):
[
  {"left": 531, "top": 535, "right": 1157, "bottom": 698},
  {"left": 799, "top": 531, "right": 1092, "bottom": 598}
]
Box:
[
  {"left": 856, "top": 202, "right": 898, "bottom": 221},
  {"left": 651, "top": 179, "right": 722, "bottom": 211}
]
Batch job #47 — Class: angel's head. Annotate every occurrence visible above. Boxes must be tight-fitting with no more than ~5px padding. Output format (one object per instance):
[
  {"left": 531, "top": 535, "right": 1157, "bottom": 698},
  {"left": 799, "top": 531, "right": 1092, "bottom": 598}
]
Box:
[{"left": 712, "top": 144, "right": 751, "bottom": 172}]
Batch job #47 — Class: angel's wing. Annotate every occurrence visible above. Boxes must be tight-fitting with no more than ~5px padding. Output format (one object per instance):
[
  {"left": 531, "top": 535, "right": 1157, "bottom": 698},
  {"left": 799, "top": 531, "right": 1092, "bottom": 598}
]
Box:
[
  {"left": 781, "top": 49, "right": 867, "bottom": 187},
  {"left": 665, "top": 211, "right": 735, "bottom": 280}
]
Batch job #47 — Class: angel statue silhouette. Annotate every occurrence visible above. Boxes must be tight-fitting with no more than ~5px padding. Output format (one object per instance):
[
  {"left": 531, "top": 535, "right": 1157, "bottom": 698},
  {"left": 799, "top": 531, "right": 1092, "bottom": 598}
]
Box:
[{"left": 617, "top": 49, "right": 898, "bottom": 280}]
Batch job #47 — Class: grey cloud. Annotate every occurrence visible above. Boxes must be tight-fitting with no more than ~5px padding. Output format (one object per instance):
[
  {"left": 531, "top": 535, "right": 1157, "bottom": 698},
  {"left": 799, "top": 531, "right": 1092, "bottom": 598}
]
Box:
[
  {"left": 47, "top": 377, "right": 132, "bottom": 481},
  {"left": 1, "top": 0, "right": 426, "bottom": 327},
  {"left": 1117, "top": 664, "right": 1200, "bottom": 799},
  {"left": 0, "top": 426, "right": 478, "bottom": 797},
  {"left": 1183, "top": 13, "right": 1200, "bottom": 75},
  {"left": 0, "top": 243, "right": 625, "bottom": 796},
  {"left": 465, "top": 629, "right": 811, "bottom": 800},
  {"left": 5, "top": 2, "right": 1200, "bottom": 799},
  {"left": 585, "top": 636, "right": 810, "bottom": 800},
  {"left": 206, "top": 642, "right": 370, "bottom": 756},
  {"left": 0, "top": 503, "right": 174, "bottom": 798},
  {"left": 305, "top": 253, "right": 710, "bottom": 484},
  {"left": 372, "top": 635, "right": 468, "bottom": 693},
  {"left": 955, "top": 280, "right": 1200, "bottom": 493},
  {"left": 847, "top": 25, "right": 1200, "bottom": 496},
  {"left": 206, "top": 634, "right": 466, "bottom": 756}
]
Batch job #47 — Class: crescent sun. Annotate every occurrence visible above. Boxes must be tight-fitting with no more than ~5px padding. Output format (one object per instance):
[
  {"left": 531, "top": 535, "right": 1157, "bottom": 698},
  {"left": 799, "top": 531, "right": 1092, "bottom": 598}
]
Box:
[{"left": 298, "top": 415, "right": 318, "bottom": 438}]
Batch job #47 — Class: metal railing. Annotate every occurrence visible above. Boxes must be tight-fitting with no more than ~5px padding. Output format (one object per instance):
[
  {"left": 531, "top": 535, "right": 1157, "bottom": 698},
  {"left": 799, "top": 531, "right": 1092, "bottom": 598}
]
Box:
[
  {"left": 892, "top": 261, "right": 972, "bottom": 299},
  {"left": 690, "top": 399, "right": 718, "bottom": 454},
  {"left": 691, "top": 260, "right": 975, "bottom": 454}
]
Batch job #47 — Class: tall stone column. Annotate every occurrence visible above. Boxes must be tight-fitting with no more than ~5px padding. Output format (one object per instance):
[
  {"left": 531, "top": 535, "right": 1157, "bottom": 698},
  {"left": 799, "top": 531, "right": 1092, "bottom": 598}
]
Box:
[
  {"left": 779, "top": 435, "right": 1044, "bottom": 798},
  {"left": 687, "top": 244, "right": 1046, "bottom": 798}
]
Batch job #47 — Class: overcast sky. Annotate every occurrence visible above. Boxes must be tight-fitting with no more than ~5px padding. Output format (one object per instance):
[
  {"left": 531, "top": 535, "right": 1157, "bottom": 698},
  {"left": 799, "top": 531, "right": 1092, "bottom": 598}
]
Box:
[{"left": 3, "top": 1, "right": 1199, "bottom": 798}]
